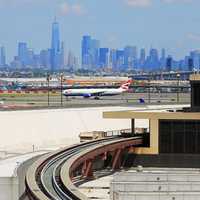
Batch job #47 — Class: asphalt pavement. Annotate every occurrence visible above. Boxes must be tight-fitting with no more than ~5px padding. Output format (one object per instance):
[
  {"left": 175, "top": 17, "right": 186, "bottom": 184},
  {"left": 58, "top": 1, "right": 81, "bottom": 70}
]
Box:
[{"left": 0, "top": 92, "right": 190, "bottom": 110}]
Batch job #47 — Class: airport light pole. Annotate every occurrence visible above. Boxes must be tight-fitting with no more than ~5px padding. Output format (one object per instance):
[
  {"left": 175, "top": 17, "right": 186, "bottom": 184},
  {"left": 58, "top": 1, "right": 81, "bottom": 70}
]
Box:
[
  {"left": 60, "top": 73, "right": 64, "bottom": 107},
  {"left": 177, "top": 73, "right": 180, "bottom": 103},
  {"left": 46, "top": 73, "right": 51, "bottom": 106},
  {"left": 148, "top": 73, "right": 151, "bottom": 104}
]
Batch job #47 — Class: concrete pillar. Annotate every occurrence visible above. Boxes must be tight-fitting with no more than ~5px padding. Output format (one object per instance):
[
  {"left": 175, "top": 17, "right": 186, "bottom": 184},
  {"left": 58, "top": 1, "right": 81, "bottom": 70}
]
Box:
[
  {"left": 112, "top": 149, "right": 122, "bottom": 170},
  {"left": 83, "top": 159, "right": 94, "bottom": 178},
  {"left": 131, "top": 119, "right": 135, "bottom": 135},
  {"left": 149, "top": 119, "right": 159, "bottom": 154},
  {"left": 101, "top": 152, "right": 107, "bottom": 161}
]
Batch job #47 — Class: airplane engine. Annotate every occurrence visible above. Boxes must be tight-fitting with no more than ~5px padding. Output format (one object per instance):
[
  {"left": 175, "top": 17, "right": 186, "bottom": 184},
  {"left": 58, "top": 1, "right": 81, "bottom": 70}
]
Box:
[{"left": 83, "top": 94, "right": 92, "bottom": 98}]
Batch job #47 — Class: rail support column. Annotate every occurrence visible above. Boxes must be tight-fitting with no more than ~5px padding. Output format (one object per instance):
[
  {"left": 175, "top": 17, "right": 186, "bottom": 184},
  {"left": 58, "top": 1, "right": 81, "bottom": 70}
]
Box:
[
  {"left": 82, "top": 159, "right": 94, "bottom": 178},
  {"left": 112, "top": 149, "right": 122, "bottom": 170},
  {"left": 101, "top": 152, "right": 107, "bottom": 160}
]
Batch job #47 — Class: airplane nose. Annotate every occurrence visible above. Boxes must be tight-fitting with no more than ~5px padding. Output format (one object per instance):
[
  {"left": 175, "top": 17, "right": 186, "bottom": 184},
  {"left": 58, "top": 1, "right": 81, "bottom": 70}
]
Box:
[
  {"left": 64, "top": 90, "right": 70, "bottom": 94},
  {"left": 63, "top": 90, "right": 68, "bottom": 94}
]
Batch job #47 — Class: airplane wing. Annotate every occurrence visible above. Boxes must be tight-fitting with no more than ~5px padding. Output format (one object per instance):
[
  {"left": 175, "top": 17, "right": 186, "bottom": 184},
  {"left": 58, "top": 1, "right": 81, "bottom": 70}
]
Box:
[{"left": 83, "top": 90, "right": 106, "bottom": 97}]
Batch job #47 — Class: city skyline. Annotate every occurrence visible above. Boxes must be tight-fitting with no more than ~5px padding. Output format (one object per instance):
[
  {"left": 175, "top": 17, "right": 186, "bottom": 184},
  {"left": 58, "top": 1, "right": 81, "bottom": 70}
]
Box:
[
  {"left": 80, "top": 34, "right": 199, "bottom": 72},
  {"left": 1, "top": 28, "right": 200, "bottom": 72},
  {"left": 0, "top": 0, "right": 200, "bottom": 61}
]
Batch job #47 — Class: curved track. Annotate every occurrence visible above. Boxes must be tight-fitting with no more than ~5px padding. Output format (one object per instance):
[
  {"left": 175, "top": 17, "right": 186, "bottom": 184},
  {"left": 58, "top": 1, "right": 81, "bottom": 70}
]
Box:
[{"left": 25, "top": 137, "right": 142, "bottom": 200}]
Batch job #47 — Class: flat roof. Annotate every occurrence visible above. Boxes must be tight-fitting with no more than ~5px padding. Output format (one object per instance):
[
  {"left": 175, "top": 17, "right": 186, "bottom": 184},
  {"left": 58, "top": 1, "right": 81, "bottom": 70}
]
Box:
[
  {"left": 103, "top": 110, "right": 200, "bottom": 120},
  {"left": 0, "top": 151, "right": 48, "bottom": 177},
  {"left": 190, "top": 74, "right": 200, "bottom": 81}
]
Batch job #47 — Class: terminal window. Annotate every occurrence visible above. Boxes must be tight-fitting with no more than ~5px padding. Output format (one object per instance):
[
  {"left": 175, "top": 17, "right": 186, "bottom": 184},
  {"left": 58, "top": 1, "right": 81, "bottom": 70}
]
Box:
[
  {"left": 159, "top": 120, "right": 200, "bottom": 154},
  {"left": 192, "top": 83, "right": 200, "bottom": 107}
]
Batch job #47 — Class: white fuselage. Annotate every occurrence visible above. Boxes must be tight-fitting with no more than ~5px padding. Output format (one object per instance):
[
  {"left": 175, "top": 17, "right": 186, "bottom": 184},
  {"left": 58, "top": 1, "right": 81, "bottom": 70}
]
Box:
[{"left": 63, "top": 87, "right": 126, "bottom": 97}]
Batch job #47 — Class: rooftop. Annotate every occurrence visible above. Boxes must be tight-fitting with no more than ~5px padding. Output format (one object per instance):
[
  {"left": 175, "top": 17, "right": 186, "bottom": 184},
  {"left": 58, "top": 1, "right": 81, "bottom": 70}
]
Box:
[
  {"left": 0, "top": 151, "right": 49, "bottom": 177},
  {"left": 190, "top": 74, "right": 200, "bottom": 81}
]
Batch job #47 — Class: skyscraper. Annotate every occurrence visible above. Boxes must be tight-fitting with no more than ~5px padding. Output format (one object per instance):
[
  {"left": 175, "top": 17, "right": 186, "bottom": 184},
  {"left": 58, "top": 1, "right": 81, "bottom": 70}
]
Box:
[
  {"left": 161, "top": 48, "right": 166, "bottom": 60},
  {"left": 67, "top": 50, "right": 78, "bottom": 69},
  {"left": 139, "top": 48, "right": 146, "bottom": 70},
  {"left": 188, "top": 57, "right": 194, "bottom": 71},
  {"left": 166, "top": 56, "right": 173, "bottom": 71},
  {"left": 82, "top": 35, "right": 92, "bottom": 68},
  {"left": 81, "top": 36, "right": 100, "bottom": 69},
  {"left": 109, "top": 49, "right": 117, "bottom": 70},
  {"left": 146, "top": 48, "right": 160, "bottom": 71},
  {"left": 99, "top": 48, "right": 109, "bottom": 67},
  {"left": 124, "top": 46, "right": 136, "bottom": 70},
  {"left": 190, "top": 50, "right": 200, "bottom": 70},
  {"left": 0, "top": 46, "right": 6, "bottom": 66},
  {"left": 60, "top": 41, "right": 65, "bottom": 68},
  {"left": 18, "top": 42, "right": 28, "bottom": 67},
  {"left": 27, "top": 48, "right": 34, "bottom": 66},
  {"left": 91, "top": 39, "right": 100, "bottom": 68},
  {"left": 160, "top": 48, "right": 166, "bottom": 70},
  {"left": 40, "top": 49, "right": 51, "bottom": 69},
  {"left": 116, "top": 50, "right": 124, "bottom": 70},
  {"left": 51, "top": 18, "right": 61, "bottom": 71}
]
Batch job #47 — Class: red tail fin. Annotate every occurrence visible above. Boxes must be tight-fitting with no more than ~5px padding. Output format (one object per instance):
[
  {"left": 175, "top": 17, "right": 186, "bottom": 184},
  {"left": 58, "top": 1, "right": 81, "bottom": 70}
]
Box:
[{"left": 120, "top": 80, "right": 132, "bottom": 90}]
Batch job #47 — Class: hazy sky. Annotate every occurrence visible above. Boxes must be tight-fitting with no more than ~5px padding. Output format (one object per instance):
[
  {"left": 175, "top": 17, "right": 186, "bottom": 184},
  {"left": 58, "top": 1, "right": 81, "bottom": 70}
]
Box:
[{"left": 0, "top": 0, "right": 200, "bottom": 61}]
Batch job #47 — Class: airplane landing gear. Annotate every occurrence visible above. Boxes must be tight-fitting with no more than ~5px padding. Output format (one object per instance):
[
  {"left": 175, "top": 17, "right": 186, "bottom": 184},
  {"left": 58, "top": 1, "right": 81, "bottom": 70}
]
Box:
[{"left": 94, "top": 96, "right": 100, "bottom": 100}]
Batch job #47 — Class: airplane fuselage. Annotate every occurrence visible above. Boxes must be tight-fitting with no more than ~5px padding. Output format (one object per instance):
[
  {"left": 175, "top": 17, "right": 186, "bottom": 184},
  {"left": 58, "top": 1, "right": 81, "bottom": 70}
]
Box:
[{"left": 63, "top": 88, "right": 125, "bottom": 97}]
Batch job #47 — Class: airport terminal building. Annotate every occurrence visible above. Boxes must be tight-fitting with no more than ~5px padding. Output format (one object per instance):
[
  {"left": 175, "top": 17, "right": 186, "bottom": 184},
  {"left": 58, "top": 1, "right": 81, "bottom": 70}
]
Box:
[
  {"left": 104, "top": 74, "right": 200, "bottom": 199},
  {"left": 104, "top": 74, "right": 200, "bottom": 168}
]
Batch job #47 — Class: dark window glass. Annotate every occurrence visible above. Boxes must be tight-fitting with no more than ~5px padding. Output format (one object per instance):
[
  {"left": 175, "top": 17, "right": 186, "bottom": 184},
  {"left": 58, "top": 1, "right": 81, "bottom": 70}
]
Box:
[
  {"left": 159, "top": 120, "right": 200, "bottom": 154},
  {"left": 173, "top": 121, "right": 184, "bottom": 153},
  {"left": 193, "top": 83, "right": 200, "bottom": 107},
  {"left": 196, "top": 122, "right": 200, "bottom": 153},
  {"left": 185, "top": 121, "right": 196, "bottom": 153}
]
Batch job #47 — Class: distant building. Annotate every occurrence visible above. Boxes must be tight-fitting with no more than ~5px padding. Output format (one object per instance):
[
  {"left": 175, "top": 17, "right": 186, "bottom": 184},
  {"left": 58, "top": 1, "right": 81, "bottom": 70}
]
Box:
[
  {"left": 139, "top": 48, "right": 146, "bottom": 70},
  {"left": 124, "top": 46, "right": 137, "bottom": 70},
  {"left": 27, "top": 48, "right": 35, "bottom": 66},
  {"left": 99, "top": 48, "right": 109, "bottom": 68},
  {"left": 18, "top": 42, "right": 28, "bottom": 67},
  {"left": 109, "top": 49, "right": 117, "bottom": 70},
  {"left": 91, "top": 39, "right": 100, "bottom": 68},
  {"left": 188, "top": 57, "right": 194, "bottom": 71},
  {"left": 33, "top": 54, "right": 40, "bottom": 67},
  {"left": 51, "top": 18, "right": 61, "bottom": 71},
  {"left": 10, "top": 56, "right": 21, "bottom": 68},
  {"left": 146, "top": 48, "right": 160, "bottom": 71},
  {"left": 67, "top": 50, "right": 78, "bottom": 69},
  {"left": 82, "top": 35, "right": 92, "bottom": 69},
  {"left": 160, "top": 48, "right": 166, "bottom": 69},
  {"left": 81, "top": 36, "right": 100, "bottom": 69},
  {"left": 60, "top": 41, "right": 65, "bottom": 68},
  {"left": 190, "top": 50, "right": 200, "bottom": 70},
  {"left": 116, "top": 50, "right": 124, "bottom": 70},
  {"left": 166, "top": 56, "right": 173, "bottom": 71},
  {"left": 40, "top": 49, "right": 51, "bottom": 69},
  {"left": 0, "top": 46, "right": 6, "bottom": 66}
]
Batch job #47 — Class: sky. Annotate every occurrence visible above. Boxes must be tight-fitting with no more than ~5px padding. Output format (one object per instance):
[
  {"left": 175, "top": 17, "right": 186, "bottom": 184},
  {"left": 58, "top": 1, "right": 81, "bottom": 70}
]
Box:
[{"left": 0, "top": 0, "right": 200, "bottom": 62}]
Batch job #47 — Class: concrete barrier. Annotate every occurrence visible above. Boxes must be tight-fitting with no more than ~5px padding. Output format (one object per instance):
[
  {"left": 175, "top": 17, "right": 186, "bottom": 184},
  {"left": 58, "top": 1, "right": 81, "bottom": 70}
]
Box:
[{"left": 110, "top": 170, "right": 200, "bottom": 200}]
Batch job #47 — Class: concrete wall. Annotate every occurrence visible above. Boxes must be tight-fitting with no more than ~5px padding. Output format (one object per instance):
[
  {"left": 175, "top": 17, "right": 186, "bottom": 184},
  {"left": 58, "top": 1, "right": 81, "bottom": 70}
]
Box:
[
  {"left": 114, "top": 192, "right": 200, "bottom": 200},
  {"left": 0, "top": 153, "right": 47, "bottom": 200},
  {"left": 17, "top": 154, "right": 47, "bottom": 198},
  {"left": 110, "top": 171, "right": 200, "bottom": 200},
  {"left": 0, "top": 177, "right": 18, "bottom": 200}
]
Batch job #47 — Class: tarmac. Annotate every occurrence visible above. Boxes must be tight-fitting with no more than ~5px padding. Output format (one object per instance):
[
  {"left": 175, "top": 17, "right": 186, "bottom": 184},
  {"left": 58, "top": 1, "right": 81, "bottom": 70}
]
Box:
[{"left": 0, "top": 92, "right": 190, "bottom": 109}]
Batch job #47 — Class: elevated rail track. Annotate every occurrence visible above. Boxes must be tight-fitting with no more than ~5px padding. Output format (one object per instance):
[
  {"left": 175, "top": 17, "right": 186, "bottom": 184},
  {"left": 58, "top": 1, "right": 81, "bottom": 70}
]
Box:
[{"left": 25, "top": 136, "right": 143, "bottom": 200}]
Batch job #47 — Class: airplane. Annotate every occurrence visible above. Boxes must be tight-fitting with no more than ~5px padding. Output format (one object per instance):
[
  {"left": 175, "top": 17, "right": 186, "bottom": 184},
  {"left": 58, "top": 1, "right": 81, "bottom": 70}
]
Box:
[{"left": 63, "top": 79, "right": 132, "bottom": 99}]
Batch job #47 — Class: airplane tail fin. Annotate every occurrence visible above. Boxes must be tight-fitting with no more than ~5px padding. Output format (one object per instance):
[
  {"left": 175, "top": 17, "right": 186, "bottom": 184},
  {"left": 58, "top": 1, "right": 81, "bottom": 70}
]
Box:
[{"left": 120, "top": 79, "right": 132, "bottom": 90}]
